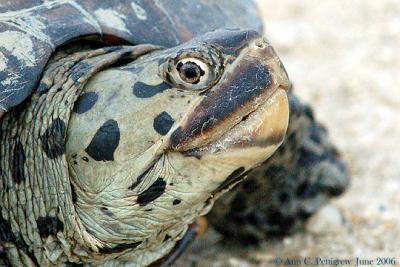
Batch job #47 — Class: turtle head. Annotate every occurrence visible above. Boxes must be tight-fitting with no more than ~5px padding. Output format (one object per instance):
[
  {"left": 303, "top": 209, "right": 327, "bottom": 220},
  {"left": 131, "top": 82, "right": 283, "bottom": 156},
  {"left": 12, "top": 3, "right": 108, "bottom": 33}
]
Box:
[
  {"left": 161, "top": 29, "right": 291, "bottom": 194},
  {"left": 65, "top": 29, "right": 289, "bottom": 258},
  {"left": 167, "top": 29, "right": 290, "bottom": 156}
]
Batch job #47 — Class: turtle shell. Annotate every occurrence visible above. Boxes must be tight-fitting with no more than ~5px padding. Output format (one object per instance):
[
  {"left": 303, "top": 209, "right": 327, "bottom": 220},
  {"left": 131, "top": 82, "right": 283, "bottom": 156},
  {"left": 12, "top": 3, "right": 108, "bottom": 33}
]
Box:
[{"left": 0, "top": 0, "right": 262, "bottom": 116}]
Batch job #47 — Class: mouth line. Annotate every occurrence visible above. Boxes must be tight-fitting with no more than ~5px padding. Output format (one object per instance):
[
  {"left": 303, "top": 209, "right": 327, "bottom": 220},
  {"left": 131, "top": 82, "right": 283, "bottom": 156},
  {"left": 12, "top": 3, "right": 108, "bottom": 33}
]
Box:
[{"left": 183, "top": 85, "right": 287, "bottom": 156}]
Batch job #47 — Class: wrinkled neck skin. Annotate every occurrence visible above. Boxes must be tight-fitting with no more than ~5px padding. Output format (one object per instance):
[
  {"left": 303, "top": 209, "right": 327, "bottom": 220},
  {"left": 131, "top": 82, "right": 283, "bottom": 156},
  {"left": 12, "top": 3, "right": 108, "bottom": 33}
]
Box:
[
  {"left": 0, "top": 30, "right": 289, "bottom": 267},
  {"left": 0, "top": 45, "right": 176, "bottom": 267}
]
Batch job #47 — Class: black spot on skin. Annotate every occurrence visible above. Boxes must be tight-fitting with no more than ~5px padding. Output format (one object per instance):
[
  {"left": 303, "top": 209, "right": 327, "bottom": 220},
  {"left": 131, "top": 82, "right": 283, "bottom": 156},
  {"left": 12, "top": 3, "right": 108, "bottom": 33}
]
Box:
[
  {"left": 132, "top": 81, "right": 172, "bottom": 98},
  {"left": 73, "top": 92, "right": 99, "bottom": 114},
  {"left": 65, "top": 262, "right": 84, "bottom": 267},
  {"left": 129, "top": 165, "right": 152, "bottom": 190},
  {"left": 0, "top": 214, "right": 15, "bottom": 242},
  {"left": 100, "top": 207, "right": 113, "bottom": 217},
  {"left": 163, "top": 234, "right": 171, "bottom": 242},
  {"left": 71, "top": 184, "right": 77, "bottom": 203},
  {"left": 36, "top": 81, "right": 50, "bottom": 96},
  {"left": 173, "top": 199, "right": 181, "bottom": 205},
  {"left": 36, "top": 217, "right": 64, "bottom": 238},
  {"left": 85, "top": 119, "right": 120, "bottom": 161},
  {"left": 214, "top": 167, "right": 246, "bottom": 193},
  {"left": 99, "top": 241, "right": 142, "bottom": 254},
  {"left": 137, "top": 178, "right": 166, "bottom": 206},
  {"left": 153, "top": 111, "right": 175, "bottom": 135},
  {"left": 40, "top": 118, "right": 66, "bottom": 159},
  {"left": 0, "top": 210, "right": 38, "bottom": 265},
  {"left": 11, "top": 140, "right": 25, "bottom": 183},
  {"left": 0, "top": 251, "right": 11, "bottom": 267}
]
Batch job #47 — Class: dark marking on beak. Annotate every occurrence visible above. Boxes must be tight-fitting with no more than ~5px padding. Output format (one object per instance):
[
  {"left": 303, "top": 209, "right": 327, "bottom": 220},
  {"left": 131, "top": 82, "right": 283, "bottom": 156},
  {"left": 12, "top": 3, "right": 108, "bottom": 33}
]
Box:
[{"left": 170, "top": 59, "right": 273, "bottom": 150}]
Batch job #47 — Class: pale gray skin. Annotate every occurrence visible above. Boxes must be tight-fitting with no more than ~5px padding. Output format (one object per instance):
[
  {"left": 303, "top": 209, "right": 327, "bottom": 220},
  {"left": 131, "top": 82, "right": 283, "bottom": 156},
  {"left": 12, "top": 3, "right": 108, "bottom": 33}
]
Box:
[{"left": 0, "top": 30, "right": 290, "bottom": 266}]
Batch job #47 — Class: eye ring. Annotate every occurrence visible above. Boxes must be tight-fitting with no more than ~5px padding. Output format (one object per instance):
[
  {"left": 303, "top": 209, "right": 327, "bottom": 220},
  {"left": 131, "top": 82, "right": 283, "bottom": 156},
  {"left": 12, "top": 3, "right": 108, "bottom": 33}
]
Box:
[
  {"left": 161, "top": 46, "right": 223, "bottom": 91},
  {"left": 176, "top": 58, "right": 207, "bottom": 85}
]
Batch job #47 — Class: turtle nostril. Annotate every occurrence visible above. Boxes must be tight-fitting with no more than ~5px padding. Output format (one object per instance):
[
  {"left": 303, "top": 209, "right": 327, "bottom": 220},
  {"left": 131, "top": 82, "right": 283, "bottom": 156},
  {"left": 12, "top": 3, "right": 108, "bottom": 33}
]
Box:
[
  {"left": 255, "top": 40, "right": 266, "bottom": 49},
  {"left": 241, "top": 113, "right": 250, "bottom": 122}
]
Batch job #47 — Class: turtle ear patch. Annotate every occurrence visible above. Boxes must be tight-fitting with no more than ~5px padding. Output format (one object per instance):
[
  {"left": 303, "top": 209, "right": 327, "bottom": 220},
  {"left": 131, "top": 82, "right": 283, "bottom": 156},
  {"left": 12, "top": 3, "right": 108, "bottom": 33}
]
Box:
[
  {"left": 153, "top": 111, "right": 175, "bottom": 135},
  {"left": 36, "top": 216, "right": 64, "bottom": 238},
  {"left": 40, "top": 118, "right": 66, "bottom": 159},
  {"left": 85, "top": 119, "right": 120, "bottom": 161},
  {"left": 73, "top": 92, "right": 99, "bottom": 114}
]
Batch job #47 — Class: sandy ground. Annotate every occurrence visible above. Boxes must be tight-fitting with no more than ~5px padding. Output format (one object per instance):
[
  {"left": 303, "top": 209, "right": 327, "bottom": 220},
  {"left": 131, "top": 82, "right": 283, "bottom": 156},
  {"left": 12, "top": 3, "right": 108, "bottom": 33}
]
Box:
[{"left": 177, "top": 1, "right": 400, "bottom": 266}]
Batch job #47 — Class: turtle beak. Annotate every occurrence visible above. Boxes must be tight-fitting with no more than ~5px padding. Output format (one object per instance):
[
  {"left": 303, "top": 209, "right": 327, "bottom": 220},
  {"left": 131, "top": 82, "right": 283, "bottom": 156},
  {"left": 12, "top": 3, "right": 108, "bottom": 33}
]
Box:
[{"left": 169, "top": 33, "right": 290, "bottom": 153}]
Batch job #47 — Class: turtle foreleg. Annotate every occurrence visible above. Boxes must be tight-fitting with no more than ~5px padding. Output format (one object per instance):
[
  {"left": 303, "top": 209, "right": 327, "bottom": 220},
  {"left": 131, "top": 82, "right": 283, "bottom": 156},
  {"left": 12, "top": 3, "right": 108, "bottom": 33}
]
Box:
[{"left": 207, "top": 93, "right": 350, "bottom": 244}]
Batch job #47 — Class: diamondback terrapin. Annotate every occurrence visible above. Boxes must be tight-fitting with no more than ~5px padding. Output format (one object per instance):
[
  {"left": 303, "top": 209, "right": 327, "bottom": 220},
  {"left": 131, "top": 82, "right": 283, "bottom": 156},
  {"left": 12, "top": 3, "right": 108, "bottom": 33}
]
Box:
[{"left": 0, "top": 1, "right": 349, "bottom": 266}]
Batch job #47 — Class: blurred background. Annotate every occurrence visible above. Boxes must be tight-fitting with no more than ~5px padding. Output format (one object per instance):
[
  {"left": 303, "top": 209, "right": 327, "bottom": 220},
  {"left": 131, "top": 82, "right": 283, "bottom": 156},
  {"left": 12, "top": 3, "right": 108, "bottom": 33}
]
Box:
[{"left": 178, "top": 0, "right": 400, "bottom": 266}]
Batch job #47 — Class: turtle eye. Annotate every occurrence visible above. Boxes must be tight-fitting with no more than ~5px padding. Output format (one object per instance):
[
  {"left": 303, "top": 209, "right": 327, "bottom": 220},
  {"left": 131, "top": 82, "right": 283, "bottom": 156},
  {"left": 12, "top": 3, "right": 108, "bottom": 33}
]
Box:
[
  {"left": 162, "top": 47, "right": 222, "bottom": 91},
  {"left": 169, "top": 57, "right": 213, "bottom": 90},
  {"left": 176, "top": 58, "right": 208, "bottom": 85}
]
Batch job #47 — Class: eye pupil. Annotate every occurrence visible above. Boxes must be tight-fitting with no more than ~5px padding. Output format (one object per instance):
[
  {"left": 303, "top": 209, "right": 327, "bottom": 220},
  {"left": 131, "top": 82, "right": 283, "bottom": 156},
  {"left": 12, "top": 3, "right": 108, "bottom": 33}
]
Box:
[
  {"left": 177, "top": 61, "right": 204, "bottom": 84},
  {"left": 184, "top": 65, "right": 198, "bottom": 79}
]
